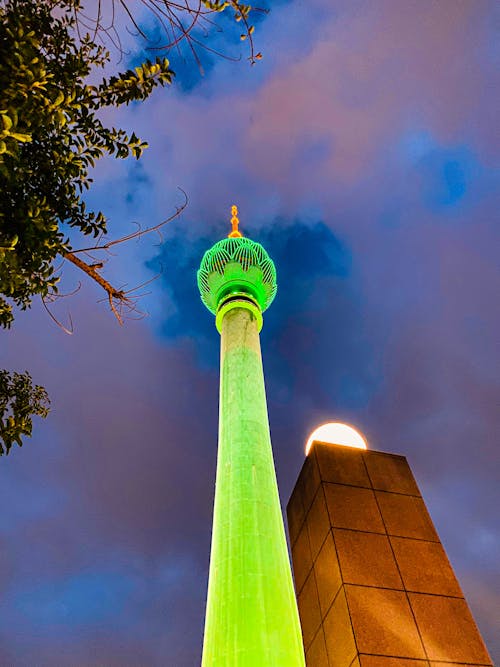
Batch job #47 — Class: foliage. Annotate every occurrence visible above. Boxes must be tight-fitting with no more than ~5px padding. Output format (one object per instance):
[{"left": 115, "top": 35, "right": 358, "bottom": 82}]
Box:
[
  {"left": 0, "top": 0, "right": 262, "bottom": 455},
  {"left": 0, "top": 0, "right": 174, "bottom": 329},
  {"left": 0, "top": 370, "right": 50, "bottom": 455}
]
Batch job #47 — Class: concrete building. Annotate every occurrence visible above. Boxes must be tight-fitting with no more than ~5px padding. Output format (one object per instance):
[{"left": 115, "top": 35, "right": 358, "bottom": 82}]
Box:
[{"left": 287, "top": 437, "right": 493, "bottom": 667}]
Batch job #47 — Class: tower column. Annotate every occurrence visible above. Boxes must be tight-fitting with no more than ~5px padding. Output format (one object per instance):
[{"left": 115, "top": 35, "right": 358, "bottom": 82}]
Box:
[
  {"left": 198, "top": 209, "right": 305, "bottom": 666},
  {"left": 202, "top": 304, "right": 304, "bottom": 666}
]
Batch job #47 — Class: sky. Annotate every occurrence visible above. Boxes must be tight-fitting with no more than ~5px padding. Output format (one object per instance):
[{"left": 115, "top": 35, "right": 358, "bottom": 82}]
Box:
[{"left": 1, "top": 0, "right": 499, "bottom": 664}]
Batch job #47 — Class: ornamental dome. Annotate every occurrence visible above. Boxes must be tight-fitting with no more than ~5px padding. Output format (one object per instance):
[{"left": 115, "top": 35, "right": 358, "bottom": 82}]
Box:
[{"left": 197, "top": 208, "right": 277, "bottom": 315}]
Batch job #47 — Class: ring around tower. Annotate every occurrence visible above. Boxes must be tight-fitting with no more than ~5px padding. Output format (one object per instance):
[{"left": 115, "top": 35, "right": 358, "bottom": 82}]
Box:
[{"left": 197, "top": 207, "right": 305, "bottom": 666}]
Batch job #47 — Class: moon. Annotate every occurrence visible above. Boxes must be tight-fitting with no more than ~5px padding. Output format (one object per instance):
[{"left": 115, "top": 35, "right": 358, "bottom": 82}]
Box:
[{"left": 305, "top": 422, "right": 367, "bottom": 455}]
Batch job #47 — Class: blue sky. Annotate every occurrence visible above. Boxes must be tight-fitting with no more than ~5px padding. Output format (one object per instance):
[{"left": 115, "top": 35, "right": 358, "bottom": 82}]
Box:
[{"left": 1, "top": 0, "right": 499, "bottom": 664}]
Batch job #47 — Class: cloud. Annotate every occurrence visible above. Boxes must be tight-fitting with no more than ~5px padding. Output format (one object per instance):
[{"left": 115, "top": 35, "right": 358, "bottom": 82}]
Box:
[
  {"left": 0, "top": 295, "right": 217, "bottom": 664},
  {"left": 1, "top": 0, "right": 498, "bottom": 663}
]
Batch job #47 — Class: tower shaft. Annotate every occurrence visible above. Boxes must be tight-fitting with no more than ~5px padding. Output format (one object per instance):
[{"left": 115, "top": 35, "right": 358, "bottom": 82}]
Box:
[{"left": 202, "top": 307, "right": 305, "bottom": 667}]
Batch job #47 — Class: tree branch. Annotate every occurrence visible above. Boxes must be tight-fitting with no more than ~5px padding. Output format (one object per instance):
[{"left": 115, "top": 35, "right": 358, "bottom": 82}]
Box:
[
  {"left": 64, "top": 250, "right": 130, "bottom": 324},
  {"left": 70, "top": 188, "right": 187, "bottom": 254},
  {"left": 64, "top": 251, "right": 125, "bottom": 301},
  {"left": 61, "top": 191, "right": 186, "bottom": 326}
]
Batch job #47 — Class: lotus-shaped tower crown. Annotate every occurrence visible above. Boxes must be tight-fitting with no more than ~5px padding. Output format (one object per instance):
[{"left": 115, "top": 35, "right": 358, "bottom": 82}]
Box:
[{"left": 197, "top": 207, "right": 277, "bottom": 315}]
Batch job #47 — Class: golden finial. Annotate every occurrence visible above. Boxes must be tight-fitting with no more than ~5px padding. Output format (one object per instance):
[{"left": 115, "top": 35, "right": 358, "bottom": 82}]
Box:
[{"left": 228, "top": 204, "right": 243, "bottom": 238}]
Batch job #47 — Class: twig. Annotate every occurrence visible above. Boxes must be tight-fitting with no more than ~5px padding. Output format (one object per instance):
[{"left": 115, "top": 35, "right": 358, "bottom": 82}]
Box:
[
  {"left": 41, "top": 296, "right": 74, "bottom": 335},
  {"left": 70, "top": 187, "right": 187, "bottom": 254}
]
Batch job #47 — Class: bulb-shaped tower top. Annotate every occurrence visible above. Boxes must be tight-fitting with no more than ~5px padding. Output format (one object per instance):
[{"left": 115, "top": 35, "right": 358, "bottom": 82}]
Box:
[{"left": 197, "top": 206, "right": 277, "bottom": 332}]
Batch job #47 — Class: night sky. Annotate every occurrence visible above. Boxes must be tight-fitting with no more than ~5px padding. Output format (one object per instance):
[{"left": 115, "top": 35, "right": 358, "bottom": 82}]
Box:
[{"left": 1, "top": 1, "right": 499, "bottom": 665}]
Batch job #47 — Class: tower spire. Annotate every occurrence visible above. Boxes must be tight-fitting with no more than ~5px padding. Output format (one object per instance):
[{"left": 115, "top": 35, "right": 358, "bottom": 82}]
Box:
[{"left": 228, "top": 204, "right": 243, "bottom": 238}]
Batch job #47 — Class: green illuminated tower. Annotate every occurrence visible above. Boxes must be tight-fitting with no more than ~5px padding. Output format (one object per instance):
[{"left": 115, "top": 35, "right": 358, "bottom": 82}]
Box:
[{"left": 197, "top": 206, "right": 305, "bottom": 667}]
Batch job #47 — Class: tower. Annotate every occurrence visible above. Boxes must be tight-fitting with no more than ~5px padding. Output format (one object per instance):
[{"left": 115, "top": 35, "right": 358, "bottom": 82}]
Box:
[{"left": 197, "top": 207, "right": 305, "bottom": 667}]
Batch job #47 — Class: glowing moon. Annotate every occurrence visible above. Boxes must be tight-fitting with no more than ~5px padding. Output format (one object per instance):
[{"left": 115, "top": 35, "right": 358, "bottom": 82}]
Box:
[{"left": 305, "top": 422, "right": 367, "bottom": 455}]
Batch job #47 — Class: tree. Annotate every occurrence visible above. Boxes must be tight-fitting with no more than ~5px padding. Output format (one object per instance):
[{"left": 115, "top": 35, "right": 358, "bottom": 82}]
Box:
[
  {"left": 0, "top": 0, "right": 261, "bottom": 454},
  {"left": 0, "top": 0, "right": 175, "bottom": 329},
  {"left": 0, "top": 371, "right": 49, "bottom": 455}
]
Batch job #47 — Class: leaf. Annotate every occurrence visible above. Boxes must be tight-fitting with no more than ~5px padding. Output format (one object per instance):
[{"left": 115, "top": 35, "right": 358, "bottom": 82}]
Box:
[
  {"left": 1, "top": 114, "right": 12, "bottom": 131},
  {"left": 9, "top": 132, "right": 31, "bottom": 142}
]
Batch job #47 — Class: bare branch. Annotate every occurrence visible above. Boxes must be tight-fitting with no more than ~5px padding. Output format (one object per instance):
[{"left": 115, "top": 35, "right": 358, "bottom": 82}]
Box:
[
  {"left": 41, "top": 296, "right": 75, "bottom": 335},
  {"left": 71, "top": 1, "right": 267, "bottom": 71},
  {"left": 123, "top": 267, "right": 163, "bottom": 295},
  {"left": 44, "top": 281, "right": 83, "bottom": 304},
  {"left": 70, "top": 187, "right": 187, "bottom": 254},
  {"left": 64, "top": 250, "right": 131, "bottom": 324},
  {"left": 62, "top": 211, "right": 171, "bottom": 326}
]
